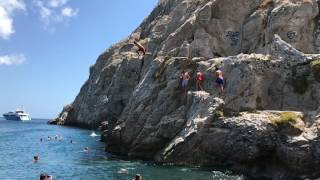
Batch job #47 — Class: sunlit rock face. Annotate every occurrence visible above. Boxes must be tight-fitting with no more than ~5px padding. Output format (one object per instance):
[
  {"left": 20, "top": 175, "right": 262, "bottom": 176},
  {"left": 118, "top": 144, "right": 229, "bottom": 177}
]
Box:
[{"left": 56, "top": 0, "right": 320, "bottom": 178}]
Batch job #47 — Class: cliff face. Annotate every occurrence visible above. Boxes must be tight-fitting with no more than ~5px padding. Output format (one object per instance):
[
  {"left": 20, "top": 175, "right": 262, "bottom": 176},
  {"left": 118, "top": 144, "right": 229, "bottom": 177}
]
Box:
[{"left": 57, "top": 0, "right": 320, "bottom": 178}]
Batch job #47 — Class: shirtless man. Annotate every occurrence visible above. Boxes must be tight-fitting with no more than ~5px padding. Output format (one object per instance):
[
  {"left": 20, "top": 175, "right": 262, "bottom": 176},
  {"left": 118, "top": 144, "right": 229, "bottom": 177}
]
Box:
[
  {"left": 133, "top": 38, "right": 146, "bottom": 56},
  {"left": 215, "top": 66, "right": 224, "bottom": 93},
  {"left": 180, "top": 70, "right": 190, "bottom": 94}
]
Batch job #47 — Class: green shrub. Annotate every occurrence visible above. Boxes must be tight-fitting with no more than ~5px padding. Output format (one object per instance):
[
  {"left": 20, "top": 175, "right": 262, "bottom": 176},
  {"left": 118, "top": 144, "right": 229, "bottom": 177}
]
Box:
[
  {"left": 310, "top": 60, "right": 320, "bottom": 82},
  {"left": 214, "top": 110, "right": 224, "bottom": 118},
  {"left": 271, "top": 112, "right": 298, "bottom": 127}
]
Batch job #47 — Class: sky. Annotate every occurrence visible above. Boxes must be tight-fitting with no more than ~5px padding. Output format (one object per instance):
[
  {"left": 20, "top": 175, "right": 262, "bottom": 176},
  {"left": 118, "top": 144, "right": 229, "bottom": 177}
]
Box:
[{"left": 0, "top": 0, "right": 158, "bottom": 119}]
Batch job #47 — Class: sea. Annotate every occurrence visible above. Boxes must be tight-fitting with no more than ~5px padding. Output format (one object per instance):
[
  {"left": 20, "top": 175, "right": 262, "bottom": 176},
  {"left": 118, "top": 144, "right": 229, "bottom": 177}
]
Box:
[{"left": 0, "top": 118, "right": 244, "bottom": 180}]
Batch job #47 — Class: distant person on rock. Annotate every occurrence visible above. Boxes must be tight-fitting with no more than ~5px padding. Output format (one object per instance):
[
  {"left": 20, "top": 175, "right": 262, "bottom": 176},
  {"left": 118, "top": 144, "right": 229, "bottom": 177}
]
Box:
[
  {"left": 133, "top": 174, "right": 142, "bottom": 180},
  {"left": 133, "top": 38, "right": 146, "bottom": 57},
  {"left": 215, "top": 66, "right": 224, "bottom": 94},
  {"left": 180, "top": 70, "right": 190, "bottom": 94},
  {"left": 196, "top": 69, "right": 204, "bottom": 91}
]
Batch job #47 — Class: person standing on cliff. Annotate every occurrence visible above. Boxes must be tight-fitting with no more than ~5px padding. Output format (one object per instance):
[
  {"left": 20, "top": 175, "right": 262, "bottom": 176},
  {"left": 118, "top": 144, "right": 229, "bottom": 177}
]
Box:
[
  {"left": 196, "top": 69, "right": 204, "bottom": 91},
  {"left": 180, "top": 70, "right": 190, "bottom": 95},
  {"left": 215, "top": 66, "right": 224, "bottom": 94}
]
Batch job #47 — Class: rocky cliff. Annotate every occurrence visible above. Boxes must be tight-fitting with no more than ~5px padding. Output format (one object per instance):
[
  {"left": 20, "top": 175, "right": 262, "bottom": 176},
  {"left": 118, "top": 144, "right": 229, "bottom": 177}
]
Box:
[{"left": 56, "top": 0, "right": 320, "bottom": 178}]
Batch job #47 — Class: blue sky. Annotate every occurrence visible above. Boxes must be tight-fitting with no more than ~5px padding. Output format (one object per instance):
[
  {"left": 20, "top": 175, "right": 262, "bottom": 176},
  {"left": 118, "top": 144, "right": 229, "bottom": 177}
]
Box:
[{"left": 0, "top": 0, "right": 158, "bottom": 119}]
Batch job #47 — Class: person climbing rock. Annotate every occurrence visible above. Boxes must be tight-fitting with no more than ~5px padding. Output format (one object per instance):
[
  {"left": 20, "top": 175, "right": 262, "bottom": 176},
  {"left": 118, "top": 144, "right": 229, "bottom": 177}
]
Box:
[
  {"left": 215, "top": 66, "right": 224, "bottom": 94},
  {"left": 133, "top": 38, "right": 146, "bottom": 57},
  {"left": 196, "top": 69, "right": 204, "bottom": 91},
  {"left": 180, "top": 70, "right": 190, "bottom": 94}
]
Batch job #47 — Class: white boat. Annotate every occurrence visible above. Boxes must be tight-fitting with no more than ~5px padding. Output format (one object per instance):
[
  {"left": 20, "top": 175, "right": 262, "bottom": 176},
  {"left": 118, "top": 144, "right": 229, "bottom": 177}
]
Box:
[{"left": 3, "top": 109, "right": 31, "bottom": 121}]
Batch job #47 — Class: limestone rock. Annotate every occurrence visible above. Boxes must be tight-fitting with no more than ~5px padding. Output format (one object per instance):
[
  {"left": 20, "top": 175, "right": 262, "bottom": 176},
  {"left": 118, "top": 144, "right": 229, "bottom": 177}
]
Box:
[{"left": 56, "top": 0, "right": 320, "bottom": 178}]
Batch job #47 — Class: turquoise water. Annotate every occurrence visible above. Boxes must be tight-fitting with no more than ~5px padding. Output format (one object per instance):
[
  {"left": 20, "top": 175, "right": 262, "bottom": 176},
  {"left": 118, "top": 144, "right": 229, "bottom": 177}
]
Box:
[{"left": 0, "top": 118, "right": 243, "bottom": 180}]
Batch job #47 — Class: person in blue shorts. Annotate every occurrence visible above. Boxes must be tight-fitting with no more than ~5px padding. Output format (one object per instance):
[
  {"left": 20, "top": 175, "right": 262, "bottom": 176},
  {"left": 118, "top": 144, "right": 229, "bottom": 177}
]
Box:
[
  {"left": 215, "top": 66, "right": 224, "bottom": 93},
  {"left": 180, "top": 70, "right": 190, "bottom": 94}
]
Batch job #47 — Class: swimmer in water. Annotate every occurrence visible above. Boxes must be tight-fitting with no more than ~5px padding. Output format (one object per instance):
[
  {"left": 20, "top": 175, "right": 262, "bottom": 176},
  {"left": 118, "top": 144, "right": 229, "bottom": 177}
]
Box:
[
  {"left": 133, "top": 174, "right": 143, "bottom": 180},
  {"left": 40, "top": 173, "right": 53, "bottom": 180},
  {"left": 33, "top": 155, "right": 40, "bottom": 163},
  {"left": 83, "top": 147, "right": 89, "bottom": 153}
]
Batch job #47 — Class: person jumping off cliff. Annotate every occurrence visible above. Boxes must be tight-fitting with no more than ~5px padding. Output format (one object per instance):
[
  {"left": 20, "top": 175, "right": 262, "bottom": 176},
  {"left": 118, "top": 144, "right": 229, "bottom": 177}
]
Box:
[
  {"left": 133, "top": 38, "right": 146, "bottom": 57},
  {"left": 215, "top": 66, "right": 224, "bottom": 94},
  {"left": 133, "top": 38, "right": 146, "bottom": 79}
]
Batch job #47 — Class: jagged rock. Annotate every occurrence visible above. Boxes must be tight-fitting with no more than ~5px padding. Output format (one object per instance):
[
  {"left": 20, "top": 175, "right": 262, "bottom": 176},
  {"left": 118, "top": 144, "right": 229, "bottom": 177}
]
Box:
[
  {"left": 47, "top": 118, "right": 64, "bottom": 125},
  {"left": 55, "top": 0, "right": 320, "bottom": 178}
]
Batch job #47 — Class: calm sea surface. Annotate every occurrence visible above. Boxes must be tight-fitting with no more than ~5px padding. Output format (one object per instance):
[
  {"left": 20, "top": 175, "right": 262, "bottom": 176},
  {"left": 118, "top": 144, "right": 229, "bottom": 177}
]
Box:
[{"left": 0, "top": 118, "right": 244, "bottom": 180}]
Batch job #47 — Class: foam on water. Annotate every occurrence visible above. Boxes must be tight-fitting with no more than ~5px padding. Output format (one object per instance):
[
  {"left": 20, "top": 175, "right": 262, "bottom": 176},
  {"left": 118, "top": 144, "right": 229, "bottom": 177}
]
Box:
[{"left": 89, "top": 131, "right": 99, "bottom": 137}]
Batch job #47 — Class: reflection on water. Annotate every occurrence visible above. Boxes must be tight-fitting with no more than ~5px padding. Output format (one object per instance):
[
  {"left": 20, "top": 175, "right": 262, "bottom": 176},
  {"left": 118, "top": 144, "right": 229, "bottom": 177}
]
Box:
[{"left": 0, "top": 119, "right": 243, "bottom": 180}]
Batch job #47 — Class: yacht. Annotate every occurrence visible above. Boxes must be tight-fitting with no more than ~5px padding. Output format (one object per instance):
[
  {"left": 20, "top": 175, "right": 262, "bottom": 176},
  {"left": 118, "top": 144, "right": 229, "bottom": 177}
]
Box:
[{"left": 3, "top": 109, "right": 31, "bottom": 121}]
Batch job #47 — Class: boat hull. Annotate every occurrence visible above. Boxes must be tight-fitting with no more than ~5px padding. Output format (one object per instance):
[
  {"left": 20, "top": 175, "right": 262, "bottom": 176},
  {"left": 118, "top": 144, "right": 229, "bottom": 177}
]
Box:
[{"left": 3, "top": 115, "right": 31, "bottom": 121}]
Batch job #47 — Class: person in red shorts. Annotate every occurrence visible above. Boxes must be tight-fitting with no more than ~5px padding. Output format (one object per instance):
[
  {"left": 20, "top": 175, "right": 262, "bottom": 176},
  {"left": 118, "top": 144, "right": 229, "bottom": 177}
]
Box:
[{"left": 196, "top": 69, "right": 204, "bottom": 91}]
